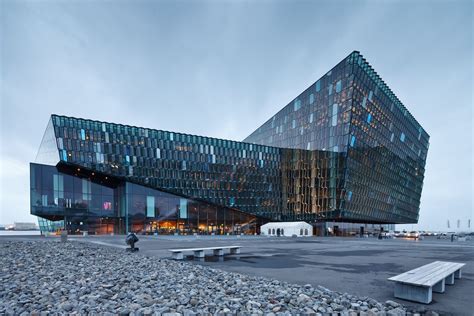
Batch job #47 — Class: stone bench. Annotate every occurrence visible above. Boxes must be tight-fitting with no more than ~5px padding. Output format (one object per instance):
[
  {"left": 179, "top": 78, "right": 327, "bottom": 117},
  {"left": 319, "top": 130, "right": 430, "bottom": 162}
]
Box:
[
  {"left": 169, "top": 246, "right": 241, "bottom": 260},
  {"left": 388, "top": 261, "right": 465, "bottom": 304}
]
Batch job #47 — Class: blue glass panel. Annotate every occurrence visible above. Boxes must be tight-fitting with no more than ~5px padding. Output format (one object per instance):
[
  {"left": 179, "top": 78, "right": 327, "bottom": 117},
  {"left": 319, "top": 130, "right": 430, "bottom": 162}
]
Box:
[
  {"left": 179, "top": 199, "right": 187, "bottom": 218},
  {"left": 350, "top": 135, "right": 356, "bottom": 147},
  {"left": 336, "top": 80, "right": 342, "bottom": 93},
  {"left": 367, "top": 113, "right": 372, "bottom": 124},
  {"left": 293, "top": 99, "right": 301, "bottom": 111},
  {"left": 400, "top": 132, "right": 405, "bottom": 142},
  {"left": 80, "top": 129, "right": 86, "bottom": 141},
  {"left": 315, "top": 80, "right": 321, "bottom": 92},
  {"left": 146, "top": 196, "right": 155, "bottom": 217}
]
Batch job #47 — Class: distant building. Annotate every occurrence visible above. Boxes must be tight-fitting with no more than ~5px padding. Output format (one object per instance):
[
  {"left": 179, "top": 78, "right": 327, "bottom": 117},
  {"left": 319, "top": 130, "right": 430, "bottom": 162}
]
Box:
[
  {"left": 30, "top": 51, "right": 429, "bottom": 236},
  {"left": 12, "top": 222, "right": 38, "bottom": 230}
]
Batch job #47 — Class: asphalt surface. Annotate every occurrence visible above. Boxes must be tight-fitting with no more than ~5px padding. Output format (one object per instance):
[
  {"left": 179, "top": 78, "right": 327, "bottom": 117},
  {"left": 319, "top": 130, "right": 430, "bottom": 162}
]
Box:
[{"left": 3, "top": 234, "right": 473, "bottom": 315}]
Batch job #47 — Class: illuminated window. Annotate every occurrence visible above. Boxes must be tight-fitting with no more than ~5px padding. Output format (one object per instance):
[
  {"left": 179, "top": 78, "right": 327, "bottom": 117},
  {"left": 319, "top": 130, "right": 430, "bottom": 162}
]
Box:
[
  {"left": 103, "top": 201, "right": 112, "bottom": 210},
  {"left": 400, "top": 133, "right": 405, "bottom": 142},
  {"left": 367, "top": 113, "right": 372, "bottom": 124},
  {"left": 309, "top": 93, "right": 314, "bottom": 104}
]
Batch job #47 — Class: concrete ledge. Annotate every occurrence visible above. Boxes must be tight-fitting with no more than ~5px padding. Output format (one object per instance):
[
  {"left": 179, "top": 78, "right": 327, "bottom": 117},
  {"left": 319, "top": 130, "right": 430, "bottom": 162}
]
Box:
[
  {"left": 432, "top": 279, "right": 445, "bottom": 293},
  {"left": 445, "top": 273, "right": 455, "bottom": 285},
  {"left": 394, "top": 283, "right": 432, "bottom": 304}
]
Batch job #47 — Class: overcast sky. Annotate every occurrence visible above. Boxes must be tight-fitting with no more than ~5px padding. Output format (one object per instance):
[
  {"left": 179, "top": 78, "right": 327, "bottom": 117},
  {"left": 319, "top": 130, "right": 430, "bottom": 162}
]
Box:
[{"left": 1, "top": 0, "right": 472, "bottom": 231}]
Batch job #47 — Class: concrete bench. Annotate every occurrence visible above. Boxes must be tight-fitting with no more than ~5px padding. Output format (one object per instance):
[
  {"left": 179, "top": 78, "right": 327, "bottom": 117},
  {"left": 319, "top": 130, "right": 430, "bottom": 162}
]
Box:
[
  {"left": 169, "top": 246, "right": 241, "bottom": 260},
  {"left": 388, "top": 261, "right": 465, "bottom": 304}
]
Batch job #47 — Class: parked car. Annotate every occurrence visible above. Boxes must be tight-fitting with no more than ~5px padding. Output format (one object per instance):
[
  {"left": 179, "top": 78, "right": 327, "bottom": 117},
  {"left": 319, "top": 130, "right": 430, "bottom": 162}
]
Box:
[{"left": 407, "top": 231, "right": 420, "bottom": 239}]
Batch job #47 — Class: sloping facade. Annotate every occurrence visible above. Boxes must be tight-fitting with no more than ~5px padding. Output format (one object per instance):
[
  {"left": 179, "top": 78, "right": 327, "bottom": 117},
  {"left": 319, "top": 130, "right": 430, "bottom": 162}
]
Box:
[{"left": 30, "top": 51, "right": 429, "bottom": 235}]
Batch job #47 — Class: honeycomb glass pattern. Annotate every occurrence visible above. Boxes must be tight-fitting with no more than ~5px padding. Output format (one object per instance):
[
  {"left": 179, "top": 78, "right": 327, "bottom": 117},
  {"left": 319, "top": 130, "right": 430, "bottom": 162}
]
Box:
[
  {"left": 342, "top": 52, "right": 429, "bottom": 223},
  {"left": 49, "top": 115, "right": 283, "bottom": 217},
  {"left": 30, "top": 51, "right": 429, "bottom": 234},
  {"left": 244, "top": 51, "right": 429, "bottom": 224}
]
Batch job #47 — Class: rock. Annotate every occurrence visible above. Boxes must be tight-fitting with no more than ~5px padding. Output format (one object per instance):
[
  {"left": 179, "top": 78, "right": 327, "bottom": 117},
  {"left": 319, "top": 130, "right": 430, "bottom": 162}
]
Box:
[
  {"left": 351, "top": 303, "right": 360, "bottom": 309},
  {"left": 118, "top": 308, "right": 130, "bottom": 316},
  {"left": 0, "top": 240, "right": 406, "bottom": 315},
  {"left": 341, "top": 299, "right": 351, "bottom": 308},
  {"left": 385, "top": 300, "right": 400, "bottom": 308},
  {"left": 387, "top": 308, "right": 405, "bottom": 316},
  {"left": 59, "top": 302, "right": 73, "bottom": 312},
  {"left": 297, "top": 293, "right": 310, "bottom": 304}
]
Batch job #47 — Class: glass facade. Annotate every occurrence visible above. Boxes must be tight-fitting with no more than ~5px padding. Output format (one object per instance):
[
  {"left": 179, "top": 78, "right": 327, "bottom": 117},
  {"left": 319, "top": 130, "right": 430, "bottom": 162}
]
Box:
[
  {"left": 37, "top": 217, "right": 64, "bottom": 235},
  {"left": 47, "top": 115, "right": 282, "bottom": 217},
  {"left": 30, "top": 51, "right": 429, "bottom": 234},
  {"left": 244, "top": 51, "right": 429, "bottom": 224},
  {"left": 31, "top": 163, "right": 259, "bottom": 235}
]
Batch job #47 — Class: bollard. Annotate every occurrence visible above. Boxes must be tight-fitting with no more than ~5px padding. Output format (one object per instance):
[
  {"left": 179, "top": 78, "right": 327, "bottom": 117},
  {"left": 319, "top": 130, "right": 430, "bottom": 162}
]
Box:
[
  {"left": 125, "top": 232, "right": 139, "bottom": 252},
  {"left": 60, "top": 230, "right": 68, "bottom": 243}
]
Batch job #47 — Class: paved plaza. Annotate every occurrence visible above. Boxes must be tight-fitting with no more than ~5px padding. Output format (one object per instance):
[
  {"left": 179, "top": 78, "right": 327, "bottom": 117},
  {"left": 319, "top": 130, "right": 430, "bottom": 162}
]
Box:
[
  {"left": 79, "top": 235, "right": 474, "bottom": 315},
  {"left": 2, "top": 235, "right": 473, "bottom": 315}
]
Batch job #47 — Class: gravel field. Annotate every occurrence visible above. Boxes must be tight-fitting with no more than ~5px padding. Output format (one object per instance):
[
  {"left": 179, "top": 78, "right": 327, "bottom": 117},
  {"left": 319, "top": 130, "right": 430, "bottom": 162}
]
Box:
[{"left": 0, "top": 240, "right": 435, "bottom": 315}]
